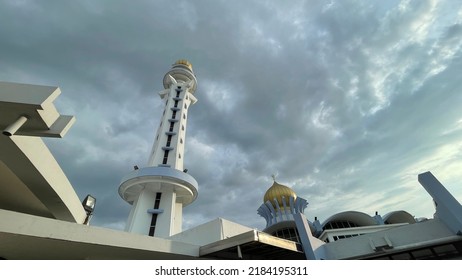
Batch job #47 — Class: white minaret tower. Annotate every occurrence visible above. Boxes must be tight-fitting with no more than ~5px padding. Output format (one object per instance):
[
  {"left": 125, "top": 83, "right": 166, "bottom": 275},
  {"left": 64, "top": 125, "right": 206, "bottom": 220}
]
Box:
[{"left": 118, "top": 59, "right": 198, "bottom": 238}]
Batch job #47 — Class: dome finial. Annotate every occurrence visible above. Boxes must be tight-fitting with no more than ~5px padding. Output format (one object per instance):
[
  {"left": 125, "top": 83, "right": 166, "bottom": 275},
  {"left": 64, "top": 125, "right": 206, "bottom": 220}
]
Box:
[
  {"left": 174, "top": 59, "right": 193, "bottom": 71},
  {"left": 271, "top": 172, "right": 279, "bottom": 182}
]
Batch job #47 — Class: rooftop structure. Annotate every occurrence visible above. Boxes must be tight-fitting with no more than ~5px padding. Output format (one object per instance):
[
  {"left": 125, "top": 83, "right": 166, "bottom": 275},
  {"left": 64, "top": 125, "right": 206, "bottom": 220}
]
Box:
[{"left": 0, "top": 81, "right": 84, "bottom": 224}]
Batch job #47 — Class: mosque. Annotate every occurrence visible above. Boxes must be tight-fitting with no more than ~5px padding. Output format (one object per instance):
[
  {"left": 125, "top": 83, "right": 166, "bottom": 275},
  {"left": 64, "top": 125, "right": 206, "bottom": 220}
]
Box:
[{"left": 1, "top": 60, "right": 462, "bottom": 259}]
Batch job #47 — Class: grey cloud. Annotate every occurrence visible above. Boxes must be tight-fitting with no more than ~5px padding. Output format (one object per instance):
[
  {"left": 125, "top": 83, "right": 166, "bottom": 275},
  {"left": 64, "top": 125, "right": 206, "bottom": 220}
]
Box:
[{"left": 1, "top": 0, "right": 462, "bottom": 230}]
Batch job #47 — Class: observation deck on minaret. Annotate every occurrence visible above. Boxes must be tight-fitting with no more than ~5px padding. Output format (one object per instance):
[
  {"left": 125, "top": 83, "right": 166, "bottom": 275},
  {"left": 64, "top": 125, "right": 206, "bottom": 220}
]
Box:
[{"left": 118, "top": 60, "right": 198, "bottom": 238}]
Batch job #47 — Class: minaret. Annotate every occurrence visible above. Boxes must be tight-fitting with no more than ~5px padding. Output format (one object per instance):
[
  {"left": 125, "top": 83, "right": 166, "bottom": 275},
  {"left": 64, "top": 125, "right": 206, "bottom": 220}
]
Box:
[{"left": 118, "top": 60, "right": 198, "bottom": 238}]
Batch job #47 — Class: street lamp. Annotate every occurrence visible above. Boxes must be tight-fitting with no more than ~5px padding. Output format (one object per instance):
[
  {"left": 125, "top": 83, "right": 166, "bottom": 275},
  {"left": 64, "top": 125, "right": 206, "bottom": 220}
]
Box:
[{"left": 82, "top": 194, "right": 96, "bottom": 225}]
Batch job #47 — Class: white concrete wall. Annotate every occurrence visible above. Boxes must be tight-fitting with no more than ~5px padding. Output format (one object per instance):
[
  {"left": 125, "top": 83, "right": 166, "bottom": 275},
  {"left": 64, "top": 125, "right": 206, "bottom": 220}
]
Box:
[
  {"left": 173, "top": 202, "right": 183, "bottom": 235},
  {"left": 154, "top": 190, "right": 176, "bottom": 238},
  {"left": 0, "top": 135, "right": 86, "bottom": 223},
  {"left": 322, "top": 219, "right": 456, "bottom": 259},
  {"left": 125, "top": 189, "right": 155, "bottom": 235},
  {"left": 126, "top": 188, "right": 181, "bottom": 238},
  {"left": 0, "top": 209, "right": 200, "bottom": 259},
  {"left": 168, "top": 218, "right": 253, "bottom": 246},
  {"left": 319, "top": 224, "right": 407, "bottom": 243}
]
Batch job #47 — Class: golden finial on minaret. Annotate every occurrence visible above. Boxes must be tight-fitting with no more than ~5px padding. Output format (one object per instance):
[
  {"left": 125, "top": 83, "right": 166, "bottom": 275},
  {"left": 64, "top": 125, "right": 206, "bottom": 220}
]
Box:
[{"left": 174, "top": 59, "right": 193, "bottom": 71}]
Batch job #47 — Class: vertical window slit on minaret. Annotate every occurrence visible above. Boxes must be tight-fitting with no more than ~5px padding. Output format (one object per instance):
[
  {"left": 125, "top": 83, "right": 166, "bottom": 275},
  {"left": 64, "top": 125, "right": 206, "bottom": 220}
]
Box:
[
  {"left": 148, "top": 193, "right": 162, "bottom": 236},
  {"left": 169, "top": 122, "right": 174, "bottom": 132},
  {"left": 148, "top": 216, "right": 157, "bottom": 236},
  {"left": 174, "top": 100, "right": 179, "bottom": 108},
  {"left": 154, "top": 192, "right": 161, "bottom": 208},
  {"left": 166, "top": 135, "right": 172, "bottom": 147},
  {"left": 162, "top": 150, "right": 169, "bottom": 164},
  {"left": 172, "top": 111, "right": 177, "bottom": 119}
]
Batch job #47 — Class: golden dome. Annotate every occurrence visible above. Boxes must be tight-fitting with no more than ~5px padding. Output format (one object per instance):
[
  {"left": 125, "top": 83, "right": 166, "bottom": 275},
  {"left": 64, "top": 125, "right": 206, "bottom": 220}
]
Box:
[
  {"left": 174, "top": 59, "right": 193, "bottom": 71},
  {"left": 263, "top": 181, "right": 297, "bottom": 209}
]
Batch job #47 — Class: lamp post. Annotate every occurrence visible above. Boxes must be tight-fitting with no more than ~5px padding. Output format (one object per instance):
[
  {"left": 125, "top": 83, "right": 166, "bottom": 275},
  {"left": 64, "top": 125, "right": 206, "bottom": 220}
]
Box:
[{"left": 82, "top": 194, "right": 96, "bottom": 225}]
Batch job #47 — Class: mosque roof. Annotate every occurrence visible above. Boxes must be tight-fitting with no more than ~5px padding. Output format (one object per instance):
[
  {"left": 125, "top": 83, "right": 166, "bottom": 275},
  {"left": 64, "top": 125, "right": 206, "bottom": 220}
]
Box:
[{"left": 263, "top": 180, "right": 297, "bottom": 208}]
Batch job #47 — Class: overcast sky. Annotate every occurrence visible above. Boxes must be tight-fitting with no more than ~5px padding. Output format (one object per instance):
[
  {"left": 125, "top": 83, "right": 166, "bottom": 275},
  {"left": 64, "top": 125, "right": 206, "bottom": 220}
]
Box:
[{"left": 1, "top": 0, "right": 462, "bottom": 231}]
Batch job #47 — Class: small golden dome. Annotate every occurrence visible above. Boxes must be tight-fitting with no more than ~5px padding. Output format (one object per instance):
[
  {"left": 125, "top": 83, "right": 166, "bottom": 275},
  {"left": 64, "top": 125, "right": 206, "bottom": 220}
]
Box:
[
  {"left": 174, "top": 59, "right": 193, "bottom": 71},
  {"left": 263, "top": 181, "right": 297, "bottom": 209}
]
